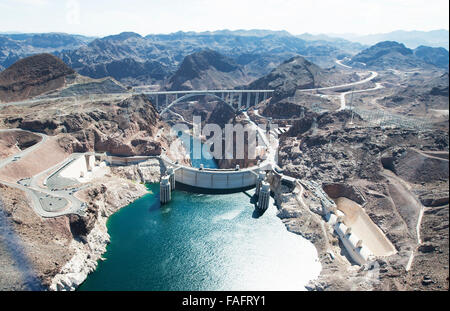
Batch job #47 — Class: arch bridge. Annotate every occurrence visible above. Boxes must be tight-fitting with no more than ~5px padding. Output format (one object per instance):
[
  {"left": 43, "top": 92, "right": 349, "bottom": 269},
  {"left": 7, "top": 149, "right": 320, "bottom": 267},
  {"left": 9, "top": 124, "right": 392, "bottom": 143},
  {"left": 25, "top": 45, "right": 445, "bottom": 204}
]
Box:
[{"left": 138, "top": 90, "right": 274, "bottom": 114}]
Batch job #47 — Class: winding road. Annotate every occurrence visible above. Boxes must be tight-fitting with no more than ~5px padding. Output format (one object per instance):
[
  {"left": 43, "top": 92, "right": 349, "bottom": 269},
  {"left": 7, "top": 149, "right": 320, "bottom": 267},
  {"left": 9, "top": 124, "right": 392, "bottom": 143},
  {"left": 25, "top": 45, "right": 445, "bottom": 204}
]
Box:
[
  {"left": 338, "top": 82, "right": 384, "bottom": 111},
  {"left": 297, "top": 70, "right": 379, "bottom": 93},
  {"left": 0, "top": 129, "right": 87, "bottom": 218},
  {"left": 252, "top": 59, "right": 382, "bottom": 117}
]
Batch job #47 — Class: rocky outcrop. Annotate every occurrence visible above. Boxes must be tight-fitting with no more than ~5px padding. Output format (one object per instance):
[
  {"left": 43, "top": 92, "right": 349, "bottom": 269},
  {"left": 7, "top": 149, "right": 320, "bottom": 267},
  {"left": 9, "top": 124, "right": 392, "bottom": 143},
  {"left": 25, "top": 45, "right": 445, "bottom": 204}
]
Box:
[
  {"left": 5, "top": 94, "right": 166, "bottom": 157},
  {"left": 322, "top": 183, "right": 366, "bottom": 205},
  {"left": 110, "top": 159, "right": 162, "bottom": 184},
  {"left": 0, "top": 130, "right": 42, "bottom": 159},
  {"left": 50, "top": 178, "right": 149, "bottom": 291}
]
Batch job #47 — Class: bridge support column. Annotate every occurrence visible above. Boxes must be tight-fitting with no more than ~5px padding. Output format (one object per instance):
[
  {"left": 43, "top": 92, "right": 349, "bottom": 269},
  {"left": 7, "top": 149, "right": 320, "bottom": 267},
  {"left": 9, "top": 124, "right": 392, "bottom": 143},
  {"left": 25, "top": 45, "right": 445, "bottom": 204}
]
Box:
[
  {"left": 165, "top": 94, "right": 168, "bottom": 107},
  {"left": 155, "top": 95, "right": 159, "bottom": 109},
  {"left": 255, "top": 92, "right": 259, "bottom": 106},
  {"left": 222, "top": 92, "right": 225, "bottom": 100},
  {"left": 167, "top": 168, "right": 175, "bottom": 191},
  {"left": 229, "top": 93, "right": 233, "bottom": 107},
  {"left": 238, "top": 93, "right": 242, "bottom": 110},
  {"left": 246, "top": 92, "right": 251, "bottom": 109},
  {"left": 257, "top": 182, "right": 270, "bottom": 211},
  {"left": 160, "top": 176, "right": 171, "bottom": 204},
  {"left": 263, "top": 92, "right": 267, "bottom": 102}
]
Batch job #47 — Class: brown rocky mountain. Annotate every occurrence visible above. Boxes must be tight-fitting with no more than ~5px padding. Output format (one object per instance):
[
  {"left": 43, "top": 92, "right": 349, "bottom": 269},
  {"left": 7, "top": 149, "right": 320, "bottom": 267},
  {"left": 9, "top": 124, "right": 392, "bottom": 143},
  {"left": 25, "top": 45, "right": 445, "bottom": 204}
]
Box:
[
  {"left": 347, "top": 41, "right": 448, "bottom": 70},
  {"left": 246, "top": 56, "right": 360, "bottom": 102},
  {"left": 165, "top": 49, "right": 251, "bottom": 91},
  {"left": 0, "top": 53, "right": 75, "bottom": 102}
]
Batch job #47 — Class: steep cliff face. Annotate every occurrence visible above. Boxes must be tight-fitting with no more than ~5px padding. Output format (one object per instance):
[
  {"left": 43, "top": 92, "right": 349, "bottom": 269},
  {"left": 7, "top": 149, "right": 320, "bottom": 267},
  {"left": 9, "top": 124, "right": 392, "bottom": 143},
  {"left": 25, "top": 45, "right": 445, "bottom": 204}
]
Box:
[
  {"left": 56, "top": 95, "right": 164, "bottom": 156},
  {"left": 2, "top": 94, "right": 167, "bottom": 157},
  {"left": 0, "top": 53, "right": 75, "bottom": 102}
]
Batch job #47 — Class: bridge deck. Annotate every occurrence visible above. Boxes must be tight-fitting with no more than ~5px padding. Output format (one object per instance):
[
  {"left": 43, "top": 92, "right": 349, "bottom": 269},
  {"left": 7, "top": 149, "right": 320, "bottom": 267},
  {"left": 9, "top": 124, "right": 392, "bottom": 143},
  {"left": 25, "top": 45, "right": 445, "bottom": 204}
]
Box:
[{"left": 138, "top": 89, "right": 274, "bottom": 95}]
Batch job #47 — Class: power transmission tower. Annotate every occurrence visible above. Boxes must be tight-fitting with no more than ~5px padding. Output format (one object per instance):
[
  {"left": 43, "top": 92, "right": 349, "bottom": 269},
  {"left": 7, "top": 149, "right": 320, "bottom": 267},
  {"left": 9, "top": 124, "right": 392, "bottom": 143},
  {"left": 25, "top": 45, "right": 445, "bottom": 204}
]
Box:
[{"left": 349, "top": 86, "right": 355, "bottom": 125}]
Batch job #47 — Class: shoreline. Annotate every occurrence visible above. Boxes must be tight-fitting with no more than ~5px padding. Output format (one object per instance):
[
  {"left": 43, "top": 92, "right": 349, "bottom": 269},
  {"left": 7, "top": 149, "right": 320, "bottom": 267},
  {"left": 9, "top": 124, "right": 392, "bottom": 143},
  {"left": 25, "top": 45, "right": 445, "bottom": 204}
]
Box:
[
  {"left": 269, "top": 174, "right": 364, "bottom": 291},
  {"left": 50, "top": 161, "right": 327, "bottom": 291},
  {"left": 49, "top": 160, "right": 162, "bottom": 291}
]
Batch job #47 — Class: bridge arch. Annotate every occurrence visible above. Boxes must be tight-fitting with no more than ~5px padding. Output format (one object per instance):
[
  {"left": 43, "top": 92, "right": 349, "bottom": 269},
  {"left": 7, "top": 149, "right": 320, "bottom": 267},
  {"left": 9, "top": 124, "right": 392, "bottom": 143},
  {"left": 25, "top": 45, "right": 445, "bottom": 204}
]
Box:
[{"left": 160, "top": 92, "right": 236, "bottom": 116}]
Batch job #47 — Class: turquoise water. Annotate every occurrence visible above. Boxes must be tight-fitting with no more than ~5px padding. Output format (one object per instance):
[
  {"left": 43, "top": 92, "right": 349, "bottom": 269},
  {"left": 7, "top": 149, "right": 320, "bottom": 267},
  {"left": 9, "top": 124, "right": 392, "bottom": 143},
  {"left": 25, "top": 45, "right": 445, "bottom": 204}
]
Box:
[
  {"left": 78, "top": 184, "right": 321, "bottom": 291},
  {"left": 78, "top": 136, "right": 321, "bottom": 291}
]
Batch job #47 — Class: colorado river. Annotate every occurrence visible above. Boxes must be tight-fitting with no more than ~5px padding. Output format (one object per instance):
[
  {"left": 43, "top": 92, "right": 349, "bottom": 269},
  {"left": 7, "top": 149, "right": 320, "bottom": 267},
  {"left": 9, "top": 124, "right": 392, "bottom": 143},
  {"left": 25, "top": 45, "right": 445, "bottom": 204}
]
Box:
[{"left": 78, "top": 136, "right": 321, "bottom": 291}]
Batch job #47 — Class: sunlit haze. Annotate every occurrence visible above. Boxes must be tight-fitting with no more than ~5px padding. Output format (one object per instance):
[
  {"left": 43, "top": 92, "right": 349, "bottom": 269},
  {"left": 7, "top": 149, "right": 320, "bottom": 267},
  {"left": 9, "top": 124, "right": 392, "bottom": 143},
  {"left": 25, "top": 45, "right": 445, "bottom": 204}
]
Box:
[{"left": 0, "top": 0, "right": 448, "bottom": 36}]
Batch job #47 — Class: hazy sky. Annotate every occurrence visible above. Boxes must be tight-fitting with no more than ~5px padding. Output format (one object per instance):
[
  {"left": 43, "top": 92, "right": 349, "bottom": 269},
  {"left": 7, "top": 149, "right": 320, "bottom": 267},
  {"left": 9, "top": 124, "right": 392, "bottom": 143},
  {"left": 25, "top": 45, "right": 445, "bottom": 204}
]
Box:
[{"left": 0, "top": 0, "right": 448, "bottom": 37}]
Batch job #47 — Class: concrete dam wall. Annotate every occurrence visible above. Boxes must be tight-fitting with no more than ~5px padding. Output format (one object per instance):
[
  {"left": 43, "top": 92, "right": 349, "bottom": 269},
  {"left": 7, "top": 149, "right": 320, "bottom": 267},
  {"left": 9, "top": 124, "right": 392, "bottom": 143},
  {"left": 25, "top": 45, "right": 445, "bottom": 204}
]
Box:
[{"left": 174, "top": 167, "right": 258, "bottom": 190}]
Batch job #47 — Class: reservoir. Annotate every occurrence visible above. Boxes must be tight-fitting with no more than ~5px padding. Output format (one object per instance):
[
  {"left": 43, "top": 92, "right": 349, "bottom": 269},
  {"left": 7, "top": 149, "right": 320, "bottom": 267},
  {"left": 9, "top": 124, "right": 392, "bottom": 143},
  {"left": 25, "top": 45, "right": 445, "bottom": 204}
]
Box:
[{"left": 78, "top": 136, "right": 321, "bottom": 290}]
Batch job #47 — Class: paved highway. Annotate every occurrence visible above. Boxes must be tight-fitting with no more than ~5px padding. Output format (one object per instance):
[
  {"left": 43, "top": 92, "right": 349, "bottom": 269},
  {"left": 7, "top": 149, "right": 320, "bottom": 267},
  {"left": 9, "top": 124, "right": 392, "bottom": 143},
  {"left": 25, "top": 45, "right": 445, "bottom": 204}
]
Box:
[
  {"left": 297, "top": 70, "right": 378, "bottom": 93},
  {"left": 0, "top": 129, "right": 87, "bottom": 218},
  {"left": 338, "top": 82, "right": 384, "bottom": 111}
]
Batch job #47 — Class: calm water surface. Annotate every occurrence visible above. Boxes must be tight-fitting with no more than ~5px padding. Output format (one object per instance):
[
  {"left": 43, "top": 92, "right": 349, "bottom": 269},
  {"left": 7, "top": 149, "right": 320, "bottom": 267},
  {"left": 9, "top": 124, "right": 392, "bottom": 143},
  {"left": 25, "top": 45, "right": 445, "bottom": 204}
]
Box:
[{"left": 78, "top": 136, "right": 321, "bottom": 291}]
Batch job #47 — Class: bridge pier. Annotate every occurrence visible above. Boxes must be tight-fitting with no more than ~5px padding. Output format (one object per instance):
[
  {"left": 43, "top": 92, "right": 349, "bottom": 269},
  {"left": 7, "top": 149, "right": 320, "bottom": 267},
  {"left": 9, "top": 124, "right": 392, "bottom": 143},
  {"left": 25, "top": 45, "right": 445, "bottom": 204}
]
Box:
[
  {"left": 257, "top": 182, "right": 270, "bottom": 211},
  {"left": 254, "top": 92, "right": 259, "bottom": 106},
  {"left": 246, "top": 92, "right": 251, "bottom": 109},
  {"left": 238, "top": 93, "right": 242, "bottom": 110},
  {"left": 160, "top": 176, "right": 172, "bottom": 204},
  {"left": 263, "top": 92, "right": 267, "bottom": 102},
  {"left": 155, "top": 95, "right": 159, "bottom": 109},
  {"left": 229, "top": 93, "right": 233, "bottom": 107}
]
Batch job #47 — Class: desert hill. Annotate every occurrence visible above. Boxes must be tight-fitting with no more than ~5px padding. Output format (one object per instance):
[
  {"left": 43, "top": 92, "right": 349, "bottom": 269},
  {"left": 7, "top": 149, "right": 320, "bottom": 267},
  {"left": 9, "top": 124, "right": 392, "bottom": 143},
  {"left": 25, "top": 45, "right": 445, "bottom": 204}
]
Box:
[
  {"left": 0, "top": 53, "right": 75, "bottom": 102},
  {"left": 166, "top": 49, "right": 251, "bottom": 90}
]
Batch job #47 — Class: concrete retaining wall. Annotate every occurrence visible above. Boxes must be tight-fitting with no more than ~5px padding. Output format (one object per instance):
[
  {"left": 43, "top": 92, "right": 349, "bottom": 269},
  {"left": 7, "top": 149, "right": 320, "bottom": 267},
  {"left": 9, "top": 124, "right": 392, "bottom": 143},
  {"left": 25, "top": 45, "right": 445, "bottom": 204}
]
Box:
[
  {"left": 106, "top": 156, "right": 157, "bottom": 166},
  {"left": 60, "top": 155, "right": 93, "bottom": 179}
]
